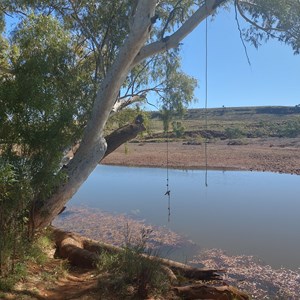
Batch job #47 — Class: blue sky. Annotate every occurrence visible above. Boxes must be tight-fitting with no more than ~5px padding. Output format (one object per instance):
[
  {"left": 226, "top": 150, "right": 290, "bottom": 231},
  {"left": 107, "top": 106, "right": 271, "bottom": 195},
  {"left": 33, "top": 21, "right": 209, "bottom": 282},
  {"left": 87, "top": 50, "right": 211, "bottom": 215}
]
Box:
[
  {"left": 180, "top": 7, "right": 300, "bottom": 109},
  {"left": 4, "top": 6, "right": 300, "bottom": 109}
]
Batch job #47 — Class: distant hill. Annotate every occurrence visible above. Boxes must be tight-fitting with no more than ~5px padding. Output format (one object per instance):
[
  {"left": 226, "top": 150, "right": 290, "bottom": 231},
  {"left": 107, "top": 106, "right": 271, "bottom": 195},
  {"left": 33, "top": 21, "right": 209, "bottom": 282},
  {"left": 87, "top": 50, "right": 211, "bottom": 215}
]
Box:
[
  {"left": 185, "top": 106, "right": 300, "bottom": 119},
  {"left": 151, "top": 105, "right": 300, "bottom": 120},
  {"left": 146, "top": 106, "right": 300, "bottom": 140}
]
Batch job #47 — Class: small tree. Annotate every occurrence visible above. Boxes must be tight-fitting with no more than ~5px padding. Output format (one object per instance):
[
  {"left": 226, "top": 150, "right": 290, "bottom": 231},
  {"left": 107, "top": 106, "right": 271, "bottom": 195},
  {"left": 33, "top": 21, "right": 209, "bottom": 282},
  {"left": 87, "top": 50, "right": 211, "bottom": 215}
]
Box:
[{"left": 172, "top": 121, "right": 185, "bottom": 138}]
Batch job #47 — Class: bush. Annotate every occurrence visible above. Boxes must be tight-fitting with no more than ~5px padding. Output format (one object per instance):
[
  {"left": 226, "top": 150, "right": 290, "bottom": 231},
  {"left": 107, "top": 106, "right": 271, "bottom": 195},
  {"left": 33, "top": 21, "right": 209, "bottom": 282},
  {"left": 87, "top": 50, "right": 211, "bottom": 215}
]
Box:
[
  {"left": 97, "top": 228, "right": 170, "bottom": 298},
  {"left": 0, "top": 262, "right": 28, "bottom": 291},
  {"left": 276, "top": 119, "right": 300, "bottom": 137},
  {"left": 172, "top": 121, "right": 185, "bottom": 138},
  {"left": 98, "top": 248, "right": 169, "bottom": 298},
  {"left": 0, "top": 160, "right": 31, "bottom": 277},
  {"left": 225, "top": 127, "right": 245, "bottom": 139}
]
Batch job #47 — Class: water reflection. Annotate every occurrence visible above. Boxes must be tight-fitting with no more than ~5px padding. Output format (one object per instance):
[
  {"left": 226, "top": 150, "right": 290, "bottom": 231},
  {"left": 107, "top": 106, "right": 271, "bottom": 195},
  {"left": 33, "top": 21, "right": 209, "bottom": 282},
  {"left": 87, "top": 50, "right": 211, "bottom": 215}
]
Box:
[{"left": 69, "top": 165, "right": 300, "bottom": 269}]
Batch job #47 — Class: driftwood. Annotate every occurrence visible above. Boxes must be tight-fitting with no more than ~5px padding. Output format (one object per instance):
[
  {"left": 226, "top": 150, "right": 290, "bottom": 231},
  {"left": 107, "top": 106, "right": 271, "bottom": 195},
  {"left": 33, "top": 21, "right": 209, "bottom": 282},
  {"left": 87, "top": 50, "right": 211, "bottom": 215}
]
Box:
[
  {"left": 53, "top": 227, "right": 99, "bottom": 268},
  {"left": 52, "top": 227, "right": 222, "bottom": 280},
  {"left": 52, "top": 227, "right": 250, "bottom": 299}
]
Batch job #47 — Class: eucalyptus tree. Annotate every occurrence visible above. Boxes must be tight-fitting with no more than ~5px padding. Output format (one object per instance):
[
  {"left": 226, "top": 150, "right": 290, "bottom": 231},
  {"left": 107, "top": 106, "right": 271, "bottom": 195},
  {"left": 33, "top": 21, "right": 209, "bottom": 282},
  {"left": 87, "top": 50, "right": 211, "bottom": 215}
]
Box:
[{"left": 0, "top": 0, "right": 299, "bottom": 231}]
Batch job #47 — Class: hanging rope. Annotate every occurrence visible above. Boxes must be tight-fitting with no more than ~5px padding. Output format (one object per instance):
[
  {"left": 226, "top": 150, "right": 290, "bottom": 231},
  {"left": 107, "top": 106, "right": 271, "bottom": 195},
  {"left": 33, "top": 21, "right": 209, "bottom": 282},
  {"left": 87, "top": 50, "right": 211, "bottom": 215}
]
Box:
[
  {"left": 165, "top": 112, "right": 171, "bottom": 222},
  {"left": 204, "top": 0, "right": 209, "bottom": 187},
  {"left": 163, "top": 51, "right": 172, "bottom": 223}
]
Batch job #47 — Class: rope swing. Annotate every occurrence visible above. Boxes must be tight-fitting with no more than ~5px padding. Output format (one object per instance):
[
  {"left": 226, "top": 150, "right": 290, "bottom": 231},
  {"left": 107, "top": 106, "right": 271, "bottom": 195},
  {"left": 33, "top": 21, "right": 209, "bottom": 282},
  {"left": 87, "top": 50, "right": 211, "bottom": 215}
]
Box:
[
  {"left": 164, "top": 50, "right": 172, "bottom": 223},
  {"left": 164, "top": 0, "right": 210, "bottom": 221},
  {"left": 165, "top": 111, "right": 171, "bottom": 223},
  {"left": 204, "top": 0, "right": 209, "bottom": 187}
]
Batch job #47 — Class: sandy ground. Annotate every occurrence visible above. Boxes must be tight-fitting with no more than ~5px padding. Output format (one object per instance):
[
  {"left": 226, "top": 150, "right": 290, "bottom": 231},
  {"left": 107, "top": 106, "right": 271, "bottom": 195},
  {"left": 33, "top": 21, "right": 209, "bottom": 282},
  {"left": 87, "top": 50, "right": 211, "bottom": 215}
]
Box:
[{"left": 102, "top": 137, "right": 300, "bottom": 175}]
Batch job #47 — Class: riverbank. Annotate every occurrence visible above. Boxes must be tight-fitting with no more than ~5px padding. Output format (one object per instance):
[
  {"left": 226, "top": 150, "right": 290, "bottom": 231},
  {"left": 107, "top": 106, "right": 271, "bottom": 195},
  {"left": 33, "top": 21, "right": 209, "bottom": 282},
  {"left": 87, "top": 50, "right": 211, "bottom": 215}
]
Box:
[
  {"left": 54, "top": 206, "right": 300, "bottom": 299},
  {"left": 102, "top": 137, "right": 300, "bottom": 175}
]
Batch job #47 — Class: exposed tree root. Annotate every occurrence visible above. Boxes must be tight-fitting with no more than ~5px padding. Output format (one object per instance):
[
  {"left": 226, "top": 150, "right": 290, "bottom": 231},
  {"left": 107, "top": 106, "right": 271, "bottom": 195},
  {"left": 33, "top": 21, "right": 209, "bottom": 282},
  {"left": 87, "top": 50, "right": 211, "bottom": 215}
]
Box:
[{"left": 52, "top": 227, "right": 250, "bottom": 299}]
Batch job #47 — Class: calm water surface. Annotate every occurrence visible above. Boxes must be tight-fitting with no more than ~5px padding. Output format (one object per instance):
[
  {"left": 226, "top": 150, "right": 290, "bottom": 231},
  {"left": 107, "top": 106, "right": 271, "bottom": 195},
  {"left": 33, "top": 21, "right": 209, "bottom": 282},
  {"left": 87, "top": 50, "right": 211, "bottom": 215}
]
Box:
[{"left": 69, "top": 165, "right": 300, "bottom": 269}]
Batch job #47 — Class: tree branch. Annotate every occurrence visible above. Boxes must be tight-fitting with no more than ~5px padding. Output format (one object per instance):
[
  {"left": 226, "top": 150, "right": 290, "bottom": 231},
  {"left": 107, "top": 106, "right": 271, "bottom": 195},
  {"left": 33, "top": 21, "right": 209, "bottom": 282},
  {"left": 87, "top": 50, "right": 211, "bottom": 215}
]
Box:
[
  {"left": 234, "top": 0, "right": 251, "bottom": 65},
  {"left": 103, "top": 117, "right": 146, "bottom": 159},
  {"left": 236, "top": 0, "right": 294, "bottom": 37},
  {"left": 110, "top": 95, "right": 146, "bottom": 116},
  {"left": 124, "top": 57, "right": 155, "bottom": 96},
  {"left": 160, "top": 0, "right": 185, "bottom": 39},
  {"left": 69, "top": 1, "right": 101, "bottom": 51},
  {"left": 131, "top": 0, "right": 227, "bottom": 67},
  {"left": 62, "top": 116, "right": 146, "bottom": 166},
  {"left": 79, "top": 0, "right": 156, "bottom": 143}
]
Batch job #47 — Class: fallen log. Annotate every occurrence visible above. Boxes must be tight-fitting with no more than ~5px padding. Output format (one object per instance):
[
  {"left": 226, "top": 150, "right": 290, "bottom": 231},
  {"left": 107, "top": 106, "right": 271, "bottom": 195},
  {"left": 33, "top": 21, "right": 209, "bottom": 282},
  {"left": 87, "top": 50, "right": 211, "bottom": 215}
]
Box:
[
  {"left": 145, "top": 255, "right": 223, "bottom": 281},
  {"left": 53, "top": 228, "right": 98, "bottom": 268},
  {"left": 51, "top": 227, "right": 250, "bottom": 299},
  {"left": 52, "top": 227, "right": 223, "bottom": 280}
]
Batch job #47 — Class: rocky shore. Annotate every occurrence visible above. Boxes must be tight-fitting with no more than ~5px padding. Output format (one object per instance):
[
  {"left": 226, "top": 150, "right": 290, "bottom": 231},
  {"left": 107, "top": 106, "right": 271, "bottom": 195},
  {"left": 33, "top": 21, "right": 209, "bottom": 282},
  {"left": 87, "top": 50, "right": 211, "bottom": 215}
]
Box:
[{"left": 102, "top": 138, "right": 300, "bottom": 175}]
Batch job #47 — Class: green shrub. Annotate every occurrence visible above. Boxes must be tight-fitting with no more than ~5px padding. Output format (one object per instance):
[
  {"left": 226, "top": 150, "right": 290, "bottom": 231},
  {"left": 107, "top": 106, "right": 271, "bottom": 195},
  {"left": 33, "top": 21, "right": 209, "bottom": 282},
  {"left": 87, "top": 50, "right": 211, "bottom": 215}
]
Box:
[
  {"left": 0, "top": 160, "right": 31, "bottom": 277},
  {"left": 97, "top": 248, "right": 169, "bottom": 298},
  {"left": 225, "top": 127, "right": 245, "bottom": 139},
  {"left": 97, "top": 228, "right": 170, "bottom": 298},
  {"left": 0, "top": 262, "right": 27, "bottom": 292},
  {"left": 26, "top": 235, "right": 52, "bottom": 265},
  {"left": 172, "top": 121, "right": 185, "bottom": 138},
  {"left": 0, "top": 276, "right": 15, "bottom": 292},
  {"left": 276, "top": 119, "right": 300, "bottom": 137}
]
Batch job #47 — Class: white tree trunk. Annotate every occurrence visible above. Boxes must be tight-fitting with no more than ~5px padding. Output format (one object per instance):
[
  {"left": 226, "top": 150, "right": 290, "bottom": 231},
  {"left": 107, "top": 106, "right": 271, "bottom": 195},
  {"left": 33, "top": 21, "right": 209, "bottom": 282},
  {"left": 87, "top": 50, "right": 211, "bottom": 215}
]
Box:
[
  {"left": 32, "top": 0, "right": 157, "bottom": 229},
  {"left": 31, "top": 0, "right": 227, "bottom": 230}
]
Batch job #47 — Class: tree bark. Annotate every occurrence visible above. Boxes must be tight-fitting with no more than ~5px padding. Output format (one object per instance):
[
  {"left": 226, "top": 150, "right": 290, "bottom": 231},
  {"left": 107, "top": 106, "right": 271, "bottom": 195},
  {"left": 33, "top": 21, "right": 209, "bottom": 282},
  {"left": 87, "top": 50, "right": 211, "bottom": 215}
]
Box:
[
  {"left": 30, "top": 0, "right": 228, "bottom": 231},
  {"left": 104, "top": 117, "right": 146, "bottom": 158},
  {"left": 131, "top": 0, "right": 228, "bottom": 67}
]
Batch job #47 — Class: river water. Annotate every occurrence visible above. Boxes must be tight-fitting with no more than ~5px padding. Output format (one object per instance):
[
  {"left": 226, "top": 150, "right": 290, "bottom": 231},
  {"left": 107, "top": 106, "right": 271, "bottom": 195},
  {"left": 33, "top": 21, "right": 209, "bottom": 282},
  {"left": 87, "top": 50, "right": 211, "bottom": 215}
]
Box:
[{"left": 67, "top": 165, "right": 300, "bottom": 270}]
